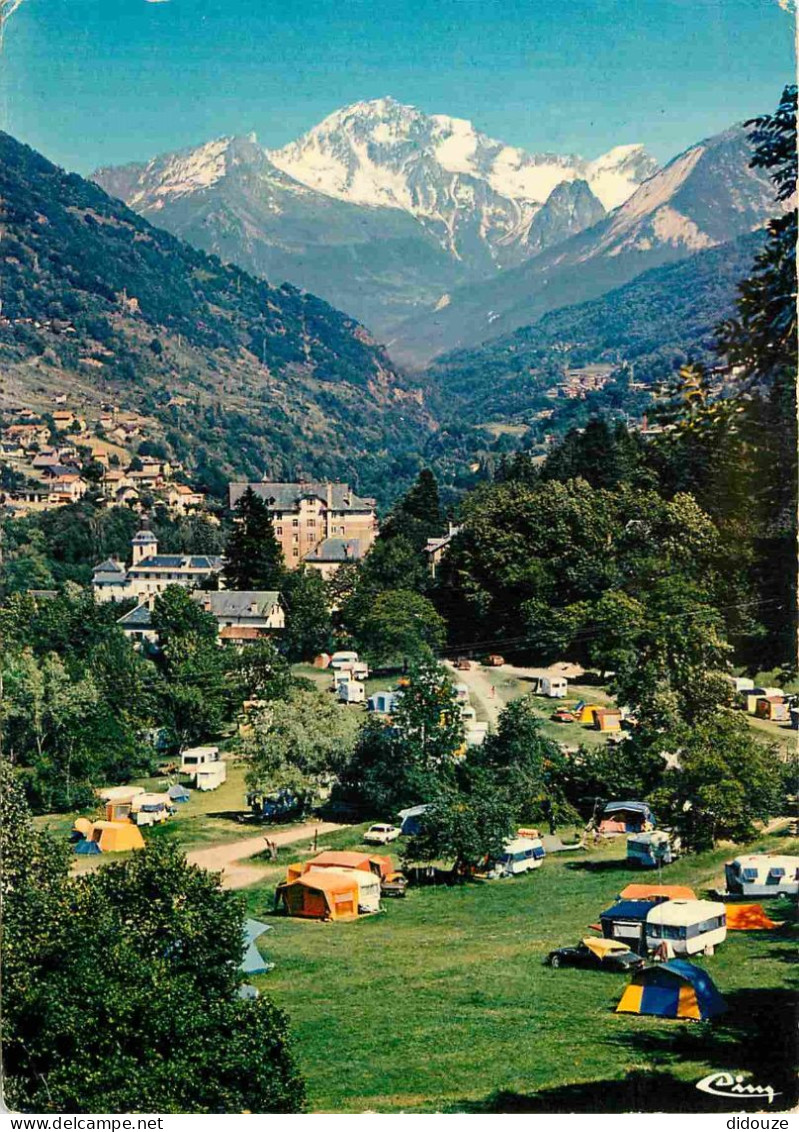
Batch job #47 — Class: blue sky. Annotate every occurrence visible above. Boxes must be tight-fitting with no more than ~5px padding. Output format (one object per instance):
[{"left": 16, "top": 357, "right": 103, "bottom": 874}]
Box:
[{"left": 1, "top": 0, "right": 793, "bottom": 174}]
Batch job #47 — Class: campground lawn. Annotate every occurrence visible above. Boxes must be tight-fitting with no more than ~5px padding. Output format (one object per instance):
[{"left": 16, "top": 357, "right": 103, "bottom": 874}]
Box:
[{"left": 243, "top": 831, "right": 798, "bottom": 1114}]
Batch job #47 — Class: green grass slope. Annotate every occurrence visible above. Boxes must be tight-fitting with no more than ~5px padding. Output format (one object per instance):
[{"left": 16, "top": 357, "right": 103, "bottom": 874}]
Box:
[{"left": 243, "top": 830, "right": 798, "bottom": 1113}]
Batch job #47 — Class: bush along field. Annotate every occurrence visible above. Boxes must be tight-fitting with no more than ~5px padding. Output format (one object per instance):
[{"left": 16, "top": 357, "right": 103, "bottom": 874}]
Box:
[{"left": 241, "top": 830, "right": 798, "bottom": 1114}]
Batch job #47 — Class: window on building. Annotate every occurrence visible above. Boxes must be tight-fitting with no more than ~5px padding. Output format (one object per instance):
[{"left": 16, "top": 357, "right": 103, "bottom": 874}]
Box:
[
  {"left": 276, "top": 527, "right": 283, "bottom": 536},
  {"left": 292, "top": 519, "right": 298, "bottom": 527},
  {"left": 293, "top": 548, "right": 299, "bottom": 557}
]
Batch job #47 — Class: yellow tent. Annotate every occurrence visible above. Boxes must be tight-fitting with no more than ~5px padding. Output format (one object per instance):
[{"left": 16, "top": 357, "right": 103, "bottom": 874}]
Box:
[
  {"left": 576, "top": 703, "right": 603, "bottom": 724},
  {"left": 91, "top": 820, "right": 145, "bottom": 853}
]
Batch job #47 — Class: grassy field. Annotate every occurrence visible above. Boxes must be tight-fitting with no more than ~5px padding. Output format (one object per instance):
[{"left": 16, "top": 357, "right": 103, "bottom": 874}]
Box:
[{"left": 242, "top": 829, "right": 798, "bottom": 1114}]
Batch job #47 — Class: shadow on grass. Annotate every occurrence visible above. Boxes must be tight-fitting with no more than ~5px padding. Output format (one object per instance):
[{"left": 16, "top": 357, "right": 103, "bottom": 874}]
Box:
[
  {"left": 456, "top": 986, "right": 798, "bottom": 1114},
  {"left": 565, "top": 857, "right": 633, "bottom": 874},
  {"left": 603, "top": 986, "right": 798, "bottom": 1112},
  {"left": 457, "top": 1071, "right": 734, "bottom": 1113}
]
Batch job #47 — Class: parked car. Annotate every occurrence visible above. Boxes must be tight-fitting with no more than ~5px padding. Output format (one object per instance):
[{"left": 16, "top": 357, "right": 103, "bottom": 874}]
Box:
[
  {"left": 454, "top": 657, "right": 472, "bottom": 671},
  {"left": 363, "top": 823, "right": 401, "bottom": 845},
  {"left": 483, "top": 654, "right": 505, "bottom": 667},
  {"left": 381, "top": 871, "right": 409, "bottom": 898},
  {"left": 546, "top": 938, "right": 645, "bottom": 972},
  {"left": 551, "top": 708, "right": 575, "bottom": 723}
]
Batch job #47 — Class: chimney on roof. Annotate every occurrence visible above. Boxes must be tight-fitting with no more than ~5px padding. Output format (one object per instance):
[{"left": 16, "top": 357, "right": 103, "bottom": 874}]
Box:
[
  {"left": 203, "top": 597, "right": 212, "bottom": 612},
  {"left": 250, "top": 600, "right": 259, "bottom": 615}
]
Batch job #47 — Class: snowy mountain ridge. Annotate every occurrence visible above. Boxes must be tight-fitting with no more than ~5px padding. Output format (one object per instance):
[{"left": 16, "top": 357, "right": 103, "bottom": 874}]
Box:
[{"left": 267, "top": 97, "right": 657, "bottom": 216}]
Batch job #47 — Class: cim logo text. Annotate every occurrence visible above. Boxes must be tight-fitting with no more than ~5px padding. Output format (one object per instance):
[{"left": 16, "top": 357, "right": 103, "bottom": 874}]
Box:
[{"left": 697, "top": 1072, "right": 781, "bottom": 1106}]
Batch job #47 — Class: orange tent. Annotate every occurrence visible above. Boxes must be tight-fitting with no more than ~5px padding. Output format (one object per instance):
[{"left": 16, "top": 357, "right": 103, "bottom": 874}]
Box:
[
  {"left": 620, "top": 884, "right": 697, "bottom": 902},
  {"left": 278, "top": 871, "right": 360, "bottom": 921},
  {"left": 725, "top": 903, "right": 780, "bottom": 930},
  {"left": 289, "top": 850, "right": 393, "bottom": 881}
]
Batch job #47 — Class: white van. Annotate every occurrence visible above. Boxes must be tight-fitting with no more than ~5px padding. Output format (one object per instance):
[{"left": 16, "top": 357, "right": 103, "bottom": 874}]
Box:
[
  {"left": 491, "top": 836, "right": 546, "bottom": 877},
  {"left": 645, "top": 899, "right": 727, "bottom": 956}
]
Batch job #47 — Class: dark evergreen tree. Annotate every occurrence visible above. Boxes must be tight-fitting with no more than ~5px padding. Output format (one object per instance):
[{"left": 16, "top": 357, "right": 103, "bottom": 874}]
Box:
[
  {"left": 381, "top": 469, "right": 444, "bottom": 550},
  {"left": 282, "top": 568, "right": 334, "bottom": 662},
  {"left": 224, "top": 487, "right": 285, "bottom": 591}
]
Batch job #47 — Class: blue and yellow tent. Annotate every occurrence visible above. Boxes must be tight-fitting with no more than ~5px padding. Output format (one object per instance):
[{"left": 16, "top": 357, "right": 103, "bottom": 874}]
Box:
[{"left": 616, "top": 960, "right": 726, "bottom": 1021}]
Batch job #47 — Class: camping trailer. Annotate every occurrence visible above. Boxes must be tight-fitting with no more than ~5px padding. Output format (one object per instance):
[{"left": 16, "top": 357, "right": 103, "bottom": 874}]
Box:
[
  {"left": 330, "top": 651, "right": 359, "bottom": 671},
  {"left": 645, "top": 899, "right": 727, "bottom": 957},
  {"left": 724, "top": 854, "right": 799, "bottom": 897},
  {"left": 367, "top": 690, "right": 401, "bottom": 715},
  {"left": 180, "top": 745, "right": 220, "bottom": 773},
  {"left": 627, "top": 830, "right": 678, "bottom": 868},
  {"left": 540, "top": 676, "right": 568, "bottom": 698},
  {"left": 194, "top": 762, "right": 227, "bottom": 791},
  {"left": 491, "top": 836, "right": 545, "bottom": 877},
  {"left": 130, "top": 792, "right": 171, "bottom": 826},
  {"left": 338, "top": 680, "right": 365, "bottom": 704}
]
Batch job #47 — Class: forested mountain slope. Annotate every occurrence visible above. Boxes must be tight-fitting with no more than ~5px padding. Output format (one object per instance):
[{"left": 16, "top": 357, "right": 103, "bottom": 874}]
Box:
[{"left": 0, "top": 132, "right": 431, "bottom": 499}]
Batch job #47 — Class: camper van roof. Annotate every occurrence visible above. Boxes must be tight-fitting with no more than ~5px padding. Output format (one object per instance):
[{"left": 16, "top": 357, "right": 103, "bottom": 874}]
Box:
[
  {"left": 627, "top": 830, "right": 670, "bottom": 846},
  {"left": 600, "top": 900, "right": 652, "bottom": 921},
  {"left": 182, "top": 745, "right": 219, "bottom": 757},
  {"left": 646, "top": 899, "right": 724, "bottom": 926},
  {"left": 730, "top": 854, "right": 799, "bottom": 869},
  {"left": 503, "top": 837, "right": 541, "bottom": 853}
]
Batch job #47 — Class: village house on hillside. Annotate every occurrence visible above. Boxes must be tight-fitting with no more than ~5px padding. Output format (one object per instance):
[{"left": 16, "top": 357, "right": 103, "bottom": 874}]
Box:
[
  {"left": 117, "top": 589, "right": 285, "bottom": 646},
  {"left": 425, "top": 524, "right": 462, "bottom": 577},
  {"left": 92, "top": 523, "right": 223, "bottom": 602},
  {"left": 228, "top": 481, "right": 377, "bottom": 573}
]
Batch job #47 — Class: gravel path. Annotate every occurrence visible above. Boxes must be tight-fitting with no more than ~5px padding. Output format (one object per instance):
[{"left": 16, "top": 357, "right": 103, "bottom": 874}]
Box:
[{"left": 186, "top": 821, "right": 345, "bottom": 889}]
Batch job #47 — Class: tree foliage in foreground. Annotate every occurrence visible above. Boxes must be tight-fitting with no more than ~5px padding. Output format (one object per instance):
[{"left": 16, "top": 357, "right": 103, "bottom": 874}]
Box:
[{"left": 1, "top": 763, "right": 305, "bottom": 1114}]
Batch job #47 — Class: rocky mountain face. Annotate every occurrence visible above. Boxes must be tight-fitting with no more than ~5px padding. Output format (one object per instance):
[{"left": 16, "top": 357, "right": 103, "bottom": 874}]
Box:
[
  {"left": 388, "top": 125, "right": 779, "bottom": 366},
  {"left": 0, "top": 132, "right": 432, "bottom": 500},
  {"left": 92, "top": 98, "right": 656, "bottom": 337}
]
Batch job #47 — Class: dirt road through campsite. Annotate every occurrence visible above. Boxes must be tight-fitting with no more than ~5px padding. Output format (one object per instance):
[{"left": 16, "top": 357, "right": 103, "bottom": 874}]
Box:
[
  {"left": 444, "top": 661, "right": 505, "bottom": 727},
  {"left": 186, "top": 821, "right": 345, "bottom": 889}
]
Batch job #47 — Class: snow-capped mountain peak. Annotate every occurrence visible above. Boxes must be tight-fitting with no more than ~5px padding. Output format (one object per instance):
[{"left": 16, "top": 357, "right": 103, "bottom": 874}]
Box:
[{"left": 267, "top": 97, "right": 656, "bottom": 216}]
